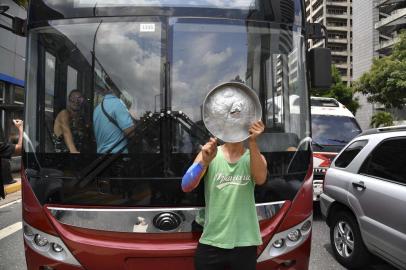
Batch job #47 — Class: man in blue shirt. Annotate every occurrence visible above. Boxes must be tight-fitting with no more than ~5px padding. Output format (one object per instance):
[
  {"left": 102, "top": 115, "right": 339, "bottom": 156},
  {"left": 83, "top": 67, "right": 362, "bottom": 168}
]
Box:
[{"left": 93, "top": 90, "right": 134, "bottom": 153}]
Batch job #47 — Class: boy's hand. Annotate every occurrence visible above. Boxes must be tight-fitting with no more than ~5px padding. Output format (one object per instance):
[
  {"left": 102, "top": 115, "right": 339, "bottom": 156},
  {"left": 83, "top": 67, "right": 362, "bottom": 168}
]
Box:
[
  {"left": 201, "top": 138, "right": 217, "bottom": 166},
  {"left": 249, "top": 120, "right": 264, "bottom": 141},
  {"left": 13, "top": 119, "right": 23, "bottom": 131}
]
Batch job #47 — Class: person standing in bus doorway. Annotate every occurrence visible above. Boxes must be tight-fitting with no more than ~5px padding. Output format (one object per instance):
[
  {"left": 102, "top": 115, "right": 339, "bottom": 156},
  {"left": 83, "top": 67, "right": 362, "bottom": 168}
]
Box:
[
  {"left": 93, "top": 86, "right": 135, "bottom": 154},
  {"left": 1, "top": 119, "right": 23, "bottom": 199},
  {"left": 181, "top": 121, "right": 267, "bottom": 270},
  {"left": 53, "top": 89, "right": 86, "bottom": 153}
]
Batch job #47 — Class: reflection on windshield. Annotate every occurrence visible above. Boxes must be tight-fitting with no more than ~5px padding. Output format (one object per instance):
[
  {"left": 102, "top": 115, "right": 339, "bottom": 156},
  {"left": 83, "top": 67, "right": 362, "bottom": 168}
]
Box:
[
  {"left": 74, "top": 0, "right": 256, "bottom": 9},
  {"left": 171, "top": 19, "right": 308, "bottom": 153},
  {"left": 172, "top": 22, "right": 248, "bottom": 121},
  {"left": 312, "top": 115, "right": 361, "bottom": 146},
  {"left": 24, "top": 17, "right": 312, "bottom": 206}
]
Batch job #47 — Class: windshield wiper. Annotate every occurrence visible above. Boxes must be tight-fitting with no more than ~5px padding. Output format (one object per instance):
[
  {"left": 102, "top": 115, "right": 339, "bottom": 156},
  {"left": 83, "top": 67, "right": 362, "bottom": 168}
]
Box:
[
  {"left": 77, "top": 110, "right": 212, "bottom": 189},
  {"left": 77, "top": 112, "right": 161, "bottom": 188},
  {"left": 327, "top": 138, "right": 349, "bottom": 144},
  {"left": 311, "top": 140, "right": 324, "bottom": 149},
  {"left": 172, "top": 111, "right": 213, "bottom": 143}
]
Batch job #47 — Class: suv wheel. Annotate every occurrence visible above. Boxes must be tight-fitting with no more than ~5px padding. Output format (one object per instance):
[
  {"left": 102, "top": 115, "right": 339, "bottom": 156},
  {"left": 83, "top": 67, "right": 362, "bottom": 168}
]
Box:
[{"left": 330, "top": 211, "right": 371, "bottom": 269}]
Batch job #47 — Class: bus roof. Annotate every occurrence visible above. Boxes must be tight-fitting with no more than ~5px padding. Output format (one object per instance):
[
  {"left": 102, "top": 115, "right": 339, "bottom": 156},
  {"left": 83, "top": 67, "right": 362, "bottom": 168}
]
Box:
[
  {"left": 28, "top": 0, "right": 305, "bottom": 27},
  {"left": 310, "top": 97, "right": 355, "bottom": 118}
]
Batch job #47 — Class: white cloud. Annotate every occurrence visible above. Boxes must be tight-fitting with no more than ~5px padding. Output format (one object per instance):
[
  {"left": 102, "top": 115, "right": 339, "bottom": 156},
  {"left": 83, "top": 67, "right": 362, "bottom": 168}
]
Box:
[{"left": 202, "top": 47, "right": 233, "bottom": 66}]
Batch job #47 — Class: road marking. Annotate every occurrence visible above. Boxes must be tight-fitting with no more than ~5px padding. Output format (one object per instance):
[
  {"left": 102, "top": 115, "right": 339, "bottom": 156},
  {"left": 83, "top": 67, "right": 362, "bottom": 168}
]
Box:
[
  {"left": 0, "top": 222, "right": 23, "bottom": 240},
  {"left": 0, "top": 199, "right": 22, "bottom": 209}
]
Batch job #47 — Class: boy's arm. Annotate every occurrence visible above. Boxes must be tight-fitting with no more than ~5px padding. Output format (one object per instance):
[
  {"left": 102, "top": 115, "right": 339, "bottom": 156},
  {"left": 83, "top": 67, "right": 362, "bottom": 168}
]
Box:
[
  {"left": 59, "top": 111, "right": 79, "bottom": 153},
  {"left": 181, "top": 138, "right": 217, "bottom": 192},
  {"left": 13, "top": 119, "right": 24, "bottom": 155},
  {"left": 248, "top": 121, "right": 267, "bottom": 185}
]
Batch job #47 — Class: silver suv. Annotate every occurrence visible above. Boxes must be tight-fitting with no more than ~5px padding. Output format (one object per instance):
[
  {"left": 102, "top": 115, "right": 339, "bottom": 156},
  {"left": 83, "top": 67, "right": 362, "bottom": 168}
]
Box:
[{"left": 320, "top": 126, "right": 406, "bottom": 270}]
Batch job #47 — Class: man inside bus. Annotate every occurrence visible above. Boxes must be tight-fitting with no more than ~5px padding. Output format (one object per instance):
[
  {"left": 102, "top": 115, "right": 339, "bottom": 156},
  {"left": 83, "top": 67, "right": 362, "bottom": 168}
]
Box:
[
  {"left": 93, "top": 85, "right": 135, "bottom": 154},
  {"left": 181, "top": 121, "right": 267, "bottom": 270},
  {"left": 53, "top": 89, "right": 86, "bottom": 153},
  {"left": 1, "top": 119, "right": 23, "bottom": 199}
]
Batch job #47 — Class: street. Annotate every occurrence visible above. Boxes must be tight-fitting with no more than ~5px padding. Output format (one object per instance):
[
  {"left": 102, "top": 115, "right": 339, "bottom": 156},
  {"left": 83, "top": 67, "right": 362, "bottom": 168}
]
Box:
[
  {"left": 0, "top": 193, "right": 25, "bottom": 270},
  {"left": 310, "top": 204, "right": 397, "bottom": 270},
  {"left": 0, "top": 196, "right": 398, "bottom": 270}
]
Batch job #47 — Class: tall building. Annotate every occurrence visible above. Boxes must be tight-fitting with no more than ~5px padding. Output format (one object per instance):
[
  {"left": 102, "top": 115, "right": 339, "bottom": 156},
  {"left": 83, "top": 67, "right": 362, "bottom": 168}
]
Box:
[
  {"left": 0, "top": 0, "right": 26, "bottom": 142},
  {"left": 375, "top": 0, "right": 406, "bottom": 56},
  {"left": 353, "top": 0, "right": 406, "bottom": 129},
  {"left": 0, "top": 0, "right": 26, "bottom": 174},
  {"left": 305, "top": 0, "right": 353, "bottom": 86}
]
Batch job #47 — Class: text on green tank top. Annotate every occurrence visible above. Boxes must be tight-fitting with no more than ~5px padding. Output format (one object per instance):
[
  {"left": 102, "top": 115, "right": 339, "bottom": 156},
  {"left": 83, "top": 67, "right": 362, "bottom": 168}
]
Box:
[{"left": 199, "top": 147, "right": 262, "bottom": 249}]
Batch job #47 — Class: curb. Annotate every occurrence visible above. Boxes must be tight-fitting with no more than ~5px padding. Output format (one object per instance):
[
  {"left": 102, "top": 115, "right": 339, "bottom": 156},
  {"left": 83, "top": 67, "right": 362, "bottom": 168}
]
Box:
[{"left": 4, "top": 180, "right": 21, "bottom": 195}]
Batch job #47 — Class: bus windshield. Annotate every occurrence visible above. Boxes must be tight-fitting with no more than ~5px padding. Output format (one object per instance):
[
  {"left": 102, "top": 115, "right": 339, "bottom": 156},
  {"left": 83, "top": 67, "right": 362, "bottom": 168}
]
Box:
[
  {"left": 312, "top": 115, "right": 362, "bottom": 146},
  {"left": 25, "top": 17, "right": 310, "bottom": 206}
]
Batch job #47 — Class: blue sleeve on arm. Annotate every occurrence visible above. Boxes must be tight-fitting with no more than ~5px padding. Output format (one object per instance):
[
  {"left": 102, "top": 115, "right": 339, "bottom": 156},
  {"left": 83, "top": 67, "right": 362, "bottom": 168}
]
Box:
[
  {"left": 181, "top": 163, "right": 204, "bottom": 192},
  {"left": 113, "top": 99, "right": 134, "bottom": 130}
]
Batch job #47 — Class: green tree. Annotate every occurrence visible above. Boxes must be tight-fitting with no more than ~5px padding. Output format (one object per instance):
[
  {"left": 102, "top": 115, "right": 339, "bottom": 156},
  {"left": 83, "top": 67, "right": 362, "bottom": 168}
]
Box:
[
  {"left": 370, "top": 111, "right": 394, "bottom": 128},
  {"left": 311, "top": 65, "right": 360, "bottom": 114},
  {"left": 355, "top": 31, "right": 406, "bottom": 109}
]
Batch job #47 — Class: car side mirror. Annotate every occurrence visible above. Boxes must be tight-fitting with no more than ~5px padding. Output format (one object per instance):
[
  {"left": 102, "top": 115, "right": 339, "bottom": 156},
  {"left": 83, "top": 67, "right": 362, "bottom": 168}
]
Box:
[{"left": 309, "top": 47, "right": 332, "bottom": 90}]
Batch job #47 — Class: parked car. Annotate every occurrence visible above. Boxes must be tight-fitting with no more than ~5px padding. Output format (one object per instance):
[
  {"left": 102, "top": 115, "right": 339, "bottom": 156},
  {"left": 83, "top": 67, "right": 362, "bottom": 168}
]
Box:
[
  {"left": 320, "top": 125, "right": 406, "bottom": 270},
  {"left": 311, "top": 97, "right": 362, "bottom": 201}
]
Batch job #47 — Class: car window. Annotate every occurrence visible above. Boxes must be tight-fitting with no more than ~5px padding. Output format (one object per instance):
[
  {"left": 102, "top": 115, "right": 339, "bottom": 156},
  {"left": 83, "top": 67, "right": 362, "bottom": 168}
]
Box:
[
  {"left": 359, "top": 137, "right": 406, "bottom": 184},
  {"left": 335, "top": 140, "right": 368, "bottom": 168}
]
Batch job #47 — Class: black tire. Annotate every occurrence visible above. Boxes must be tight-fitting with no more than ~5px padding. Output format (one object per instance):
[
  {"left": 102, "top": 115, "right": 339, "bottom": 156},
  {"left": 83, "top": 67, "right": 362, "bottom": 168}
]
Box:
[{"left": 329, "top": 211, "right": 372, "bottom": 269}]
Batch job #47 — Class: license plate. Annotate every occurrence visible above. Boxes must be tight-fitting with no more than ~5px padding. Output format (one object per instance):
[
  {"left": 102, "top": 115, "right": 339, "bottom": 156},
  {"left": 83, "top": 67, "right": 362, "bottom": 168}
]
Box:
[{"left": 313, "top": 183, "right": 323, "bottom": 195}]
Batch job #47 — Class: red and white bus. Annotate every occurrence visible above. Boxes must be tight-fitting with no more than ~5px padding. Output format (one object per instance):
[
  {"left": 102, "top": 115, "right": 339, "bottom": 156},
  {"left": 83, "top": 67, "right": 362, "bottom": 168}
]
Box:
[{"left": 17, "top": 0, "right": 330, "bottom": 269}]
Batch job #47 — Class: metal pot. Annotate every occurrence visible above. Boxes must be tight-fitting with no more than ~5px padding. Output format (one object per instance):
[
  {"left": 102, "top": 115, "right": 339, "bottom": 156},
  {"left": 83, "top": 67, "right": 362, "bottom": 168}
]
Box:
[{"left": 202, "top": 82, "right": 262, "bottom": 143}]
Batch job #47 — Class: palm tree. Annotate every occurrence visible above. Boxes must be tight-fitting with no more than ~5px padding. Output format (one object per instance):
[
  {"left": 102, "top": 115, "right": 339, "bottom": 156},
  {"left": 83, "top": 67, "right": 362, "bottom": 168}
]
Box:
[{"left": 370, "top": 111, "right": 394, "bottom": 128}]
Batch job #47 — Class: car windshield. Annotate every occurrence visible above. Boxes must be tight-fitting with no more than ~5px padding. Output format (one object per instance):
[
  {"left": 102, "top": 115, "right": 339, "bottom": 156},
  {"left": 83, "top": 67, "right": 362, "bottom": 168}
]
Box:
[
  {"left": 24, "top": 18, "right": 311, "bottom": 206},
  {"left": 312, "top": 115, "right": 362, "bottom": 146}
]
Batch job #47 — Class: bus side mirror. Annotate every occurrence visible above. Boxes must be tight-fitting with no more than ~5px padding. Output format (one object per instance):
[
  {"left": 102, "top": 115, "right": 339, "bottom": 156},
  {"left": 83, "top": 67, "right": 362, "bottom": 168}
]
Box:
[{"left": 309, "top": 47, "right": 332, "bottom": 90}]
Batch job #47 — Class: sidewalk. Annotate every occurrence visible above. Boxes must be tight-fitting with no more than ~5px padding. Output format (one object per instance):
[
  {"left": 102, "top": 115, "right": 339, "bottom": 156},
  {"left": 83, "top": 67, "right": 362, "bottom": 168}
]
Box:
[{"left": 3, "top": 173, "right": 21, "bottom": 196}]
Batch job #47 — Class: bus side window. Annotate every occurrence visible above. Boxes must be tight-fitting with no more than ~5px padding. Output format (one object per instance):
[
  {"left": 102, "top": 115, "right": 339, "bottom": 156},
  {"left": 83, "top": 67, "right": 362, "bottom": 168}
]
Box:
[{"left": 44, "top": 52, "right": 56, "bottom": 153}]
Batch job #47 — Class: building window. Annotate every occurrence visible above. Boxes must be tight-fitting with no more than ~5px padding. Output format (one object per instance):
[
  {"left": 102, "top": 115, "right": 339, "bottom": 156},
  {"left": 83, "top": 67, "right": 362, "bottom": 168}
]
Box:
[{"left": 14, "top": 86, "right": 24, "bottom": 105}]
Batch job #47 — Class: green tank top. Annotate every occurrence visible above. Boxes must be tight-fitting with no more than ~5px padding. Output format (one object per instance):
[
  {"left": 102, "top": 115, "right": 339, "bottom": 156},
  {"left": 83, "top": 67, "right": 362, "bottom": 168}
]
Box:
[{"left": 199, "top": 147, "right": 262, "bottom": 249}]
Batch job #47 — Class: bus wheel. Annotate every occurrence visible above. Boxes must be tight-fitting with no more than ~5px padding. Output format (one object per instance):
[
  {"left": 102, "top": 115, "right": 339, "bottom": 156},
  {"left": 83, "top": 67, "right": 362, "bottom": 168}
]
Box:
[{"left": 330, "top": 211, "right": 371, "bottom": 269}]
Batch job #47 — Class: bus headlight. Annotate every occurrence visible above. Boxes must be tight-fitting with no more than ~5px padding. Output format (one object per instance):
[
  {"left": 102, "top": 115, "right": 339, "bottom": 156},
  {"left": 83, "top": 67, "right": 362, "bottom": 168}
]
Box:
[
  {"left": 301, "top": 220, "right": 312, "bottom": 232},
  {"left": 23, "top": 225, "right": 35, "bottom": 238},
  {"left": 23, "top": 222, "right": 81, "bottom": 266},
  {"left": 34, "top": 234, "right": 49, "bottom": 247},
  {"left": 52, "top": 243, "right": 64, "bottom": 253},
  {"left": 272, "top": 239, "right": 284, "bottom": 248},
  {"left": 287, "top": 229, "right": 301, "bottom": 242},
  {"left": 257, "top": 215, "right": 312, "bottom": 262}
]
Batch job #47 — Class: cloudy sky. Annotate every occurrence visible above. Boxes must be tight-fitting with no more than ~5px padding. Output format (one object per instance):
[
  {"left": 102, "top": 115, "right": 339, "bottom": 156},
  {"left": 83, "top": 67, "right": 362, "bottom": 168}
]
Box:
[
  {"left": 171, "top": 22, "right": 248, "bottom": 120},
  {"left": 74, "top": 0, "right": 255, "bottom": 9},
  {"left": 50, "top": 19, "right": 305, "bottom": 126}
]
